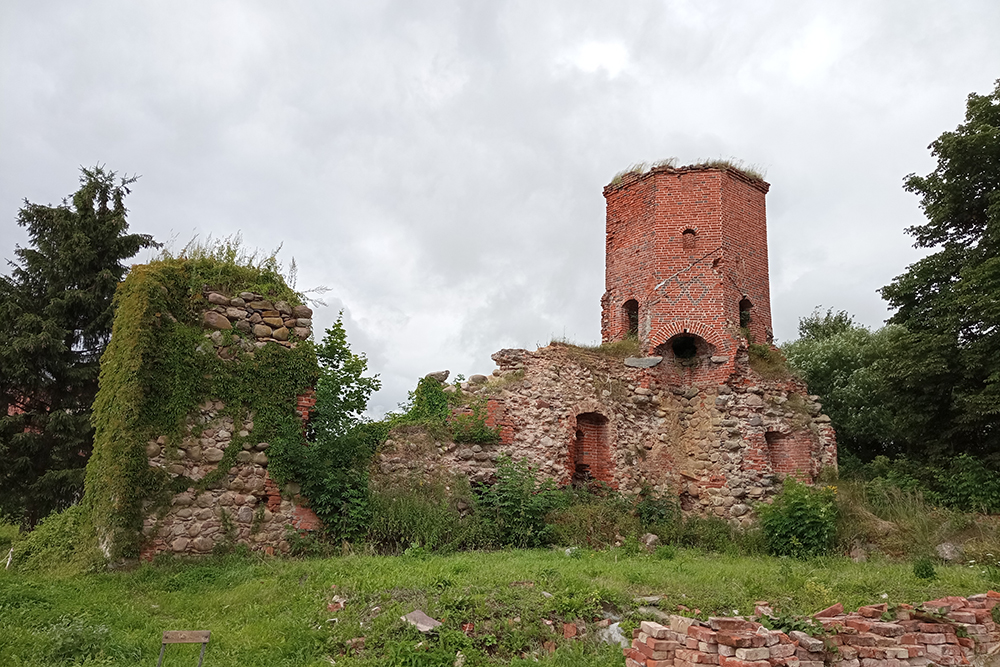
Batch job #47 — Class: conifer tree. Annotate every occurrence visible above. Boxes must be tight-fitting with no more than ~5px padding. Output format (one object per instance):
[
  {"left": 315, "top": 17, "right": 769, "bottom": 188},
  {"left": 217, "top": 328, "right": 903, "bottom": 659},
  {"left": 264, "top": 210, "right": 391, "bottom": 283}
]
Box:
[{"left": 0, "top": 166, "right": 158, "bottom": 528}]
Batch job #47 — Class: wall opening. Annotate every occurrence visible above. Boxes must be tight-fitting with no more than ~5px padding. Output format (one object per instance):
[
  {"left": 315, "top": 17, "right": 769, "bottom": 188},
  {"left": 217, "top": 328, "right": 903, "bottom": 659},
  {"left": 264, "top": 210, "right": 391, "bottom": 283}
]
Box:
[
  {"left": 671, "top": 335, "right": 699, "bottom": 359},
  {"left": 571, "top": 413, "right": 611, "bottom": 487},
  {"left": 655, "top": 333, "right": 717, "bottom": 381},
  {"left": 657, "top": 333, "right": 714, "bottom": 363},
  {"left": 739, "top": 297, "right": 753, "bottom": 328},
  {"left": 623, "top": 299, "right": 639, "bottom": 338},
  {"left": 682, "top": 228, "right": 697, "bottom": 251}
]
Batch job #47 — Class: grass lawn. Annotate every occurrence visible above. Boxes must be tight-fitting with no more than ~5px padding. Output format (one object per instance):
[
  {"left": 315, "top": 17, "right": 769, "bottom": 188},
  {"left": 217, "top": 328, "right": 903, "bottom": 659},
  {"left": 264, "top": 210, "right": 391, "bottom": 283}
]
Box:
[{"left": 1, "top": 547, "right": 996, "bottom": 666}]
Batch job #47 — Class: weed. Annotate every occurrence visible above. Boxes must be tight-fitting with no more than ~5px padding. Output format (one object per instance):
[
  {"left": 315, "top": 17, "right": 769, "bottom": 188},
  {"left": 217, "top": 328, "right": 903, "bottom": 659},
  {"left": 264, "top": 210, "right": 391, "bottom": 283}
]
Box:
[
  {"left": 913, "top": 557, "right": 937, "bottom": 580},
  {"left": 654, "top": 544, "right": 678, "bottom": 560},
  {"left": 748, "top": 343, "right": 792, "bottom": 380},
  {"left": 475, "top": 456, "right": 562, "bottom": 548},
  {"left": 758, "top": 479, "right": 837, "bottom": 558}
]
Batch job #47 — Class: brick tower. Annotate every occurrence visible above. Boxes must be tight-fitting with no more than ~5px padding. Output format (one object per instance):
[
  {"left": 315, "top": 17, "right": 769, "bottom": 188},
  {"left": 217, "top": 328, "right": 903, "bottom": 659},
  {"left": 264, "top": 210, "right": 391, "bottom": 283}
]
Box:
[{"left": 601, "top": 164, "right": 772, "bottom": 379}]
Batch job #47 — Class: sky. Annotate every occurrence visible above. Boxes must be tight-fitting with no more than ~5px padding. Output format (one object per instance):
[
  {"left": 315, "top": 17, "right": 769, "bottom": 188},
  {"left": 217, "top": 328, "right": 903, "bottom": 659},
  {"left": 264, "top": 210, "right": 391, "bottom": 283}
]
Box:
[{"left": 2, "top": 1, "right": 999, "bottom": 416}]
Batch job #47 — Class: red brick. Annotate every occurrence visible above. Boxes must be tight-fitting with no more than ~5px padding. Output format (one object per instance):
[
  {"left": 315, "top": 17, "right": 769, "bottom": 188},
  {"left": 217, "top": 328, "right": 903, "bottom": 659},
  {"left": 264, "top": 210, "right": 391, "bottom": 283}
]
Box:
[
  {"left": 689, "top": 626, "right": 719, "bottom": 643},
  {"left": 717, "top": 634, "right": 755, "bottom": 648},
  {"left": 844, "top": 619, "right": 871, "bottom": 633},
  {"left": 813, "top": 603, "right": 843, "bottom": 618},
  {"left": 918, "top": 623, "right": 952, "bottom": 633},
  {"left": 856, "top": 605, "right": 888, "bottom": 619},
  {"left": 624, "top": 647, "right": 646, "bottom": 662}
]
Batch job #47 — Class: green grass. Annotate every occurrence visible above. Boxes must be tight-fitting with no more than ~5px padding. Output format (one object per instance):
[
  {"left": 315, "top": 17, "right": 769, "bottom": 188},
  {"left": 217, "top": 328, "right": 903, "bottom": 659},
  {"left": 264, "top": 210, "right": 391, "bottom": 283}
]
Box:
[{"left": 1, "top": 546, "right": 996, "bottom": 666}]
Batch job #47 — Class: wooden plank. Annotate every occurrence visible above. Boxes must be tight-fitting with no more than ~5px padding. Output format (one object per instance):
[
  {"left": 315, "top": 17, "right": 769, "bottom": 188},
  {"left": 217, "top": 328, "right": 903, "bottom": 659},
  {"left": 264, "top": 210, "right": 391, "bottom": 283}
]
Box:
[{"left": 162, "top": 630, "right": 211, "bottom": 644}]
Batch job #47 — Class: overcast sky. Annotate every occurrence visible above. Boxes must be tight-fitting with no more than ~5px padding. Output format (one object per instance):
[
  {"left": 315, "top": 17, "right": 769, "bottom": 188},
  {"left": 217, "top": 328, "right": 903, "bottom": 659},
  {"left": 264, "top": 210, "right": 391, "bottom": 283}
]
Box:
[{"left": 2, "top": 1, "right": 998, "bottom": 415}]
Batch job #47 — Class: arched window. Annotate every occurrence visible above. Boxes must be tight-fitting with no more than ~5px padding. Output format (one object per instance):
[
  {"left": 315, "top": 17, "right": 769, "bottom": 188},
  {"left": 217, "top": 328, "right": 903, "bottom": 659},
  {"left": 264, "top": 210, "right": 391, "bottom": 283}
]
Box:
[
  {"left": 682, "top": 228, "right": 697, "bottom": 251},
  {"left": 739, "top": 297, "right": 753, "bottom": 328},
  {"left": 623, "top": 299, "right": 639, "bottom": 337}
]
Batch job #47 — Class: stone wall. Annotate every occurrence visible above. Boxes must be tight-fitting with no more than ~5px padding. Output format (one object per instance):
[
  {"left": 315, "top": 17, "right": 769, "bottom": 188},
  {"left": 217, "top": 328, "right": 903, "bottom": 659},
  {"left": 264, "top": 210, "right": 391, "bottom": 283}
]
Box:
[
  {"left": 626, "top": 593, "right": 1000, "bottom": 667},
  {"left": 376, "top": 341, "right": 836, "bottom": 522},
  {"left": 139, "top": 289, "right": 320, "bottom": 559}
]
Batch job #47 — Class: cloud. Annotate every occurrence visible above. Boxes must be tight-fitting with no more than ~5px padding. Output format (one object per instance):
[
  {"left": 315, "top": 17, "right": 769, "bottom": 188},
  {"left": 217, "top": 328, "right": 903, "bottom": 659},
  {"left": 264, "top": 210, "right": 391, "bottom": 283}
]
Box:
[{"left": 2, "top": 0, "right": 999, "bottom": 414}]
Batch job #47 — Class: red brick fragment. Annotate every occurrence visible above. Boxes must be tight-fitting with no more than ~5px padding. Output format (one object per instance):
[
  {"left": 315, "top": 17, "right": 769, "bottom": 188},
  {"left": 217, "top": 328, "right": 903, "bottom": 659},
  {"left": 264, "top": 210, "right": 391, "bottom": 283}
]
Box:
[{"left": 813, "top": 603, "right": 844, "bottom": 618}]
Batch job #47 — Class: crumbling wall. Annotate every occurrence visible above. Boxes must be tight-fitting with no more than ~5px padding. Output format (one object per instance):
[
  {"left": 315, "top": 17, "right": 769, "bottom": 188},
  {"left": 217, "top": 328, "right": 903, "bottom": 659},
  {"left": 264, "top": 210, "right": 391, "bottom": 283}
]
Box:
[
  {"left": 376, "top": 342, "right": 836, "bottom": 523},
  {"left": 86, "top": 256, "right": 322, "bottom": 562},
  {"left": 139, "top": 290, "right": 320, "bottom": 559}
]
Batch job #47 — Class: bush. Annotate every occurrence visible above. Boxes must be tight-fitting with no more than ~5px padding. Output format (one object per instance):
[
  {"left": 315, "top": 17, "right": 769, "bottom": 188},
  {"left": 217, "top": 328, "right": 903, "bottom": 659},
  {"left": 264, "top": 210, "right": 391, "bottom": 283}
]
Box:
[
  {"left": 450, "top": 398, "right": 501, "bottom": 445},
  {"left": 475, "top": 456, "right": 562, "bottom": 548},
  {"left": 758, "top": 479, "right": 837, "bottom": 558},
  {"left": 367, "top": 481, "right": 474, "bottom": 553},
  {"left": 929, "top": 454, "right": 1000, "bottom": 514},
  {"left": 11, "top": 504, "right": 103, "bottom": 573},
  {"left": 677, "top": 516, "right": 741, "bottom": 553}
]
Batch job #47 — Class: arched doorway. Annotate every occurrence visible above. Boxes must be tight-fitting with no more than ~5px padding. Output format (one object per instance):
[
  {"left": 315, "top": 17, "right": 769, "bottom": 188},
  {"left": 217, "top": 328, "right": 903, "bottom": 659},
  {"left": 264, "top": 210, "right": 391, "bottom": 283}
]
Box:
[{"left": 570, "top": 412, "right": 611, "bottom": 487}]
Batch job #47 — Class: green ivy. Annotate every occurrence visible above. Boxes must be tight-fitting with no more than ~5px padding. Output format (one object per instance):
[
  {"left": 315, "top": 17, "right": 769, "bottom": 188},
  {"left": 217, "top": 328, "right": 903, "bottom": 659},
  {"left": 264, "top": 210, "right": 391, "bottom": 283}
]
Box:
[{"left": 84, "top": 256, "right": 317, "bottom": 560}]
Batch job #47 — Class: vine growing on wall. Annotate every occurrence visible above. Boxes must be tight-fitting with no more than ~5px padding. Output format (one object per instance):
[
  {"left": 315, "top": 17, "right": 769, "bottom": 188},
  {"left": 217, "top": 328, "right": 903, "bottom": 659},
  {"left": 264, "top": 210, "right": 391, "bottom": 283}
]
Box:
[{"left": 84, "top": 254, "right": 317, "bottom": 560}]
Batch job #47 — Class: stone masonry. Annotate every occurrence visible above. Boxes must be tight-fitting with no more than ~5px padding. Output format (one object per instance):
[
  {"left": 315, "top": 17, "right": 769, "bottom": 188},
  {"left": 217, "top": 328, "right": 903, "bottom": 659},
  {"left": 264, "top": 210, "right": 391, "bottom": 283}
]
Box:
[
  {"left": 377, "top": 341, "right": 836, "bottom": 522},
  {"left": 139, "top": 290, "right": 320, "bottom": 559}
]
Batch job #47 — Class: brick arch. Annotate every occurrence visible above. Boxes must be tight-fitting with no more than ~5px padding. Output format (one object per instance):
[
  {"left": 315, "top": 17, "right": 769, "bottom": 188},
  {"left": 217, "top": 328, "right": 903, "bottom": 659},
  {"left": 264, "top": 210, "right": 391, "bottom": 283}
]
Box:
[
  {"left": 564, "top": 401, "right": 617, "bottom": 488},
  {"left": 648, "top": 320, "right": 725, "bottom": 353}
]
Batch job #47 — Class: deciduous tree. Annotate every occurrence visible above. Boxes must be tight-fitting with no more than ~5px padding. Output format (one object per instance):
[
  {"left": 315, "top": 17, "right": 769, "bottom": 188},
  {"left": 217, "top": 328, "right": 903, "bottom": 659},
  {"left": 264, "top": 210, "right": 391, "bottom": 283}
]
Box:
[{"left": 880, "top": 79, "right": 1000, "bottom": 461}]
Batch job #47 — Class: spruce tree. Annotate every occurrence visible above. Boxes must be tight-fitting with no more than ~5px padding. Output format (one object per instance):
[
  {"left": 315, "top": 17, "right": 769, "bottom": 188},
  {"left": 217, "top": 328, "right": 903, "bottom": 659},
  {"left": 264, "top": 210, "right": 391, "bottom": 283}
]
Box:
[{"left": 0, "top": 166, "right": 158, "bottom": 528}]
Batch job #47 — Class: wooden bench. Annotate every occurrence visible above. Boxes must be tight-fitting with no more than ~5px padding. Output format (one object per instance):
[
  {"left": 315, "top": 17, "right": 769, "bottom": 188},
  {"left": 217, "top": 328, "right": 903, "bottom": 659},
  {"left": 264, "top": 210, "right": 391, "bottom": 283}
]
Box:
[{"left": 157, "top": 631, "right": 210, "bottom": 667}]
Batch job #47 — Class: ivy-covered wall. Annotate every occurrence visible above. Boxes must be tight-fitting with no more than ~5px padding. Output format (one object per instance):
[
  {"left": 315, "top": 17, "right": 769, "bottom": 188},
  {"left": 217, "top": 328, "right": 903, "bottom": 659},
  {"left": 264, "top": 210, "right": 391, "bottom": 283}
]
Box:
[{"left": 84, "top": 257, "right": 320, "bottom": 560}]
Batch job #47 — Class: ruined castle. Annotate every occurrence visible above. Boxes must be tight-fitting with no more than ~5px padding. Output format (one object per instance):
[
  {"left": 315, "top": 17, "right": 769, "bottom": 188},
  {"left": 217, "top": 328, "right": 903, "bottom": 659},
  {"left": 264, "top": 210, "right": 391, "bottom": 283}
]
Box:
[
  {"left": 99, "top": 162, "right": 837, "bottom": 562},
  {"left": 378, "top": 164, "right": 837, "bottom": 521}
]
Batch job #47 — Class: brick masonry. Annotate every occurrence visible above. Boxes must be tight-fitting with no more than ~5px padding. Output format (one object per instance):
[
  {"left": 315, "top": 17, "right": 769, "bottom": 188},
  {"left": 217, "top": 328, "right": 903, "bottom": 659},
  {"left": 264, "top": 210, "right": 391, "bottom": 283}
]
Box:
[{"left": 602, "top": 166, "right": 773, "bottom": 383}]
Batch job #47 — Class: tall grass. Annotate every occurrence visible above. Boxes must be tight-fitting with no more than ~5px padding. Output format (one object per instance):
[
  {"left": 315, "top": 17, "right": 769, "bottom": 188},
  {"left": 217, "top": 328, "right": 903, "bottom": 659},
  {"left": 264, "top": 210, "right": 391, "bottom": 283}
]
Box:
[{"left": 835, "top": 479, "right": 1000, "bottom": 559}]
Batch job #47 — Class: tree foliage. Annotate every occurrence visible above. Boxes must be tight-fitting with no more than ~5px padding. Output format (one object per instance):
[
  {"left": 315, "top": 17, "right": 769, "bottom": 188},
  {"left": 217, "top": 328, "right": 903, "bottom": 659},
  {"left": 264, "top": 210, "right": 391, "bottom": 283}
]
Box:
[
  {"left": 296, "top": 316, "right": 384, "bottom": 542},
  {"left": 0, "top": 167, "right": 158, "bottom": 528},
  {"left": 783, "top": 309, "right": 901, "bottom": 459},
  {"left": 880, "top": 78, "right": 1000, "bottom": 460}
]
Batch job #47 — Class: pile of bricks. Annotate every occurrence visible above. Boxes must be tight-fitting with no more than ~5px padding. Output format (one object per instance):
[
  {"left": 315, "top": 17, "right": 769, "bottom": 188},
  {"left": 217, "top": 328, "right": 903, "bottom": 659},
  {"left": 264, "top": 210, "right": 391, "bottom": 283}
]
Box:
[{"left": 625, "top": 593, "right": 1000, "bottom": 667}]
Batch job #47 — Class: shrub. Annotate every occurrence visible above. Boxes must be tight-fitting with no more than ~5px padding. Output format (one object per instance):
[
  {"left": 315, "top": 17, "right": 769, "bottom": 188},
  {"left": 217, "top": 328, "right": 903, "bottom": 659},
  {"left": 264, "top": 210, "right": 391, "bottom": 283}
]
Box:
[
  {"left": 913, "top": 557, "right": 936, "bottom": 580},
  {"left": 676, "top": 516, "right": 740, "bottom": 553},
  {"left": 758, "top": 479, "right": 837, "bottom": 558},
  {"left": 450, "top": 398, "right": 501, "bottom": 445},
  {"left": 636, "top": 487, "right": 682, "bottom": 539},
  {"left": 11, "top": 504, "right": 103, "bottom": 573},
  {"left": 928, "top": 454, "right": 1000, "bottom": 514},
  {"left": 475, "top": 456, "right": 562, "bottom": 548}
]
